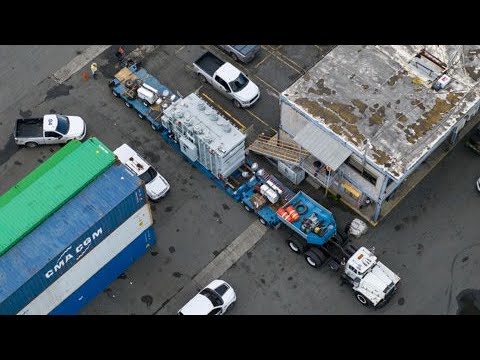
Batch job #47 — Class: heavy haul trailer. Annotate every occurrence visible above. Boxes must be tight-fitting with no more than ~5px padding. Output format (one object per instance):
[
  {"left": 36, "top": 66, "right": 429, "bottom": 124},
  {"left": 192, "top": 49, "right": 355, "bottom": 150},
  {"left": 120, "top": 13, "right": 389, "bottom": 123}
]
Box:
[
  {"left": 159, "top": 92, "right": 296, "bottom": 227},
  {"left": 109, "top": 67, "right": 282, "bottom": 226},
  {"left": 109, "top": 67, "right": 401, "bottom": 307},
  {"left": 0, "top": 164, "right": 154, "bottom": 315}
]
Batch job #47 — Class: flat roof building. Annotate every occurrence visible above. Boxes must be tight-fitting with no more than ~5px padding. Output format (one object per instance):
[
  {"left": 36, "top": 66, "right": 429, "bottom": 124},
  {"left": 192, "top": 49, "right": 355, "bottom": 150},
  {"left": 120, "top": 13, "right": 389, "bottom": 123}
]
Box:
[{"left": 276, "top": 45, "right": 480, "bottom": 223}]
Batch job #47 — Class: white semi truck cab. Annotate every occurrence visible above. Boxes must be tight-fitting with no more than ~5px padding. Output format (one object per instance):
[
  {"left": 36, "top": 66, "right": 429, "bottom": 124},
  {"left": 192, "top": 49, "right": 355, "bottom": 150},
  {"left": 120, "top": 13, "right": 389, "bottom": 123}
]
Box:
[{"left": 344, "top": 246, "right": 401, "bottom": 307}]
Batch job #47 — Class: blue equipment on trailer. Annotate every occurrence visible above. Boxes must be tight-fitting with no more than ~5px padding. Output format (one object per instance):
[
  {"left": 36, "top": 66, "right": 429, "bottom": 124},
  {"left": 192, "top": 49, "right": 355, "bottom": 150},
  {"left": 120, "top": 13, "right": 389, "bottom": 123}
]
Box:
[
  {"left": 277, "top": 191, "right": 337, "bottom": 246},
  {"left": 109, "top": 63, "right": 179, "bottom": 131}
]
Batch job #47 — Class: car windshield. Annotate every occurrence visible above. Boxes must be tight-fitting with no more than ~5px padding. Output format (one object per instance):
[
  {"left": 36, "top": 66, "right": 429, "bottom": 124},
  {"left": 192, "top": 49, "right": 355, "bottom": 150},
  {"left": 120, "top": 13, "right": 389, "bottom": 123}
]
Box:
[
  {"left": 55, "top": 115, "right": 70, "bottom": 135},
  {"left": 229, "top": 73, "right": 249, "bottom": 92},
  {"left": 214, "top": 283, "right": 229, "bottom": 296},
  {"left": 200, "top": 288, "right": 223, "bottom": 307},
  {"left": 138, "top": 166, "right": 157, "bottom": 184}
]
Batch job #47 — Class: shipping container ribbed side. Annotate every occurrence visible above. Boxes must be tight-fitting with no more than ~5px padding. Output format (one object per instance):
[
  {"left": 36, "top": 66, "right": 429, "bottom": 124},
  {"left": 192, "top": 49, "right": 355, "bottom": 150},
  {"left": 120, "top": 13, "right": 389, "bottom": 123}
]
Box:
[
  {"left": 0, "top": 141, "right": 82, "bottom": 208},
  {"left": 0, "top": 137, "right": 115, "bottom": 255},
  {"left": 50, "top": 227, "right": 155, "bottom": 315},
  {"left": 19, "top": 208, "right": 155, "bottom": 315},
  {"left": 0, "top": 163, "right": 148, "bottom": 315}
]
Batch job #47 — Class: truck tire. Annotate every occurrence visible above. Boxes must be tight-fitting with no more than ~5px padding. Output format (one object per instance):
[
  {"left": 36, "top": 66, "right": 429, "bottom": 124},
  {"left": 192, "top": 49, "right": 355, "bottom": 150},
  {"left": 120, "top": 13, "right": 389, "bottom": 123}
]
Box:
[
  {"left": 233, "top": 99, "right": 242, "bottom": 108},
  {"left": 354, "top": 292, "right": 370, "bottom": 307},
  {"left": 259, "top": 217, "right": 267, "bottom": 226},
  {"left": 226, "top": 301, "right": 235, "bottom": 313},
  {"left": 304, "top": 248, "right": 326, "bottom": 268},
  {"left": 151, "top": 123, "right": 157, "bottom": 131},
  {"left": 112, "top": 90, "right": 119, "bottom": 98},
  {"left": 137, "top": 112, "right": 144, "bottom": 119},
  {"left": 287, "top": 237, "right": 307, "bottom": 254},
  {"left": 199, "top": 74, "right": 207, "bottom": 83},
  {"left": 25, "top": 142, "right": 38, "bottom": 148},
  {"left": 125, "top": 101, "right": 132, "bottom": 108},
  {"left": 242, "top": 202, "right": 252, "bottom": 212},
  {"left": 230, "top": 53, "right": 239, "bottom": 62}
]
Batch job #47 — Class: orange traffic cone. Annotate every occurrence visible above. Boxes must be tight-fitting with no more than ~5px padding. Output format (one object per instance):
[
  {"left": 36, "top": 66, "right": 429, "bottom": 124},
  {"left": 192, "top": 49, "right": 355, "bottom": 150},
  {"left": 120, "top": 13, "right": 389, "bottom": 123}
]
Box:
[{"left": 82, "top": 71, "right": 88, "bottom": 81}]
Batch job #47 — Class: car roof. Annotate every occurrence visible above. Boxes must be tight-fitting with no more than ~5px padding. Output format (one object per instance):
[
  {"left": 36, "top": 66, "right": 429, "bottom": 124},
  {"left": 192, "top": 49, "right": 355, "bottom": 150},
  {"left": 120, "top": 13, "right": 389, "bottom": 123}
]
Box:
[
  {"left": 114, "top": 144, "right": 150, "bottom": 175},
  {"left": 178, "top": 293, "right": 214, "bottom": 315}
]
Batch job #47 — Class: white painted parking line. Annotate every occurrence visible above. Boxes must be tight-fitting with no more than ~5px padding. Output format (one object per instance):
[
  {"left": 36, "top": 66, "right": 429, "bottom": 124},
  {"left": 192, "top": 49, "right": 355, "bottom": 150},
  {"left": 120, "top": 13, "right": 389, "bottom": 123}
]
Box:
[
  {"left": 175, "top": 45, "right": 186, "bottom": 54},
  {"left": 156, "top": 220, "right": 268, "bottom": 314},
  {"left": 51, "top": 45, "right": 111, "bottom": 84}
]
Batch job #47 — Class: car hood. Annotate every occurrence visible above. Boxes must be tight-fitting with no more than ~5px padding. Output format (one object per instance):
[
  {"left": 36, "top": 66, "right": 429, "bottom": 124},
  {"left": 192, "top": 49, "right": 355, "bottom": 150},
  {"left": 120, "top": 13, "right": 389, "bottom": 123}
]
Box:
[
  {"left": 66, "top": 116, "right": 85, "bottom": 137},
  {"left": 234, "top": 80, "right": 259, "bottom": 102},
  {"left": 146, "top": 174, "right": 170, "bottom": 198},
  {"left": 179, "top": 295, "right": 213, "bottom": 315}
]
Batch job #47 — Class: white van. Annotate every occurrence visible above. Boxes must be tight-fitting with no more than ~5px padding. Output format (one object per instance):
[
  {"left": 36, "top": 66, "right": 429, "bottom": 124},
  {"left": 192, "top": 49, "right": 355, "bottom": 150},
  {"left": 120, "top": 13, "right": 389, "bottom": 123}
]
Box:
[{"left": 114, "top": 144, "right": 170, "bottom": 201}]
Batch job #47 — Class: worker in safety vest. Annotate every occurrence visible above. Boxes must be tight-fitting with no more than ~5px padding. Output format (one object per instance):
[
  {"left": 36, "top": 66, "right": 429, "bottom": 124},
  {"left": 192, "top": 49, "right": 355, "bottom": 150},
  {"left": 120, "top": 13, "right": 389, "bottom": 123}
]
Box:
[
  {"left": 115, "top": 46, "right": 125, "bottom": 62},
  {"left": 90, "top": 62, "right": 98, "bottom": 79}
]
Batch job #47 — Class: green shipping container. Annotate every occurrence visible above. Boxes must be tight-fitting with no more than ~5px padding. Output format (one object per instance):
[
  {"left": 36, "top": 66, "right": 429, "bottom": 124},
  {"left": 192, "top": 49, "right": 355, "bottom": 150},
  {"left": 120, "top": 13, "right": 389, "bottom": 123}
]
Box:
[
  {"left": 0, "top": 141, "right": 82, "bottom": 208},
  {"left": 0, "top": 138, "right": 115, "bottom": 255}
]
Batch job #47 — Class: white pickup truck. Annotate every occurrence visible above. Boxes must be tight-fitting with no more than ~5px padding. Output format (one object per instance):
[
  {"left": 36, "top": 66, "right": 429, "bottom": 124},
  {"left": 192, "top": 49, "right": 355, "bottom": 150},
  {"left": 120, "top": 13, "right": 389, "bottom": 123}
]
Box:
[
  {"left": 193, "top": 51, "right": 260, "bottom": 108},
  {"left": 14, "top": 114, "right": 87, "bottom": 148}
]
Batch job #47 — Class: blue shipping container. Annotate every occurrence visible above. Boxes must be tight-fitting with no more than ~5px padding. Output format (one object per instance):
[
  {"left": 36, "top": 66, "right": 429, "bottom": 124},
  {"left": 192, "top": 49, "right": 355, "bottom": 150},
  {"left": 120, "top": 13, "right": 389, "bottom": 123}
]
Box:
[
  {"left": 0, "top": 163, "right": 148, "bottom": 314},
  {"left": 50, "top": 226, "right": 155, "bottom": 315}
]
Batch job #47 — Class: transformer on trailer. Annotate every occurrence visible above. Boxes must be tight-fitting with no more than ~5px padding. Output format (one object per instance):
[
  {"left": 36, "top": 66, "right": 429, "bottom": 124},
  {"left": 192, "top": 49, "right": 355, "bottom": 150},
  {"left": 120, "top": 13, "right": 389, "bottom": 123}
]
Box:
[{"left": 161, "top": 93, "right": 246, "bottom": 179}]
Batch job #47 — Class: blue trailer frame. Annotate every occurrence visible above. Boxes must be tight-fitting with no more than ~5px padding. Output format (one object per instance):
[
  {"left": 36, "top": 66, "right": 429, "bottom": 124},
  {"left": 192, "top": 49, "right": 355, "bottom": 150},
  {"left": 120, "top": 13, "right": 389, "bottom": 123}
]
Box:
[
  {"left": 109, "top": 64, "right": 179, "bottom": 131},
  {"left": 109, "top": 66, "right": 337, "bottom": 231}
]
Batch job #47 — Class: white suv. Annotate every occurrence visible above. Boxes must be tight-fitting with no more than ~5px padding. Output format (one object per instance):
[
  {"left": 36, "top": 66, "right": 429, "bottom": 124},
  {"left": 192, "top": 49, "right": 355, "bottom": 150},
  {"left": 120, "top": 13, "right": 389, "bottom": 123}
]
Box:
[
  {"left": 114, "top": 144, "right": 170, "bottom": 201},
  {"left": 178, "top": 280, "right": 236, "bottom": 315}
]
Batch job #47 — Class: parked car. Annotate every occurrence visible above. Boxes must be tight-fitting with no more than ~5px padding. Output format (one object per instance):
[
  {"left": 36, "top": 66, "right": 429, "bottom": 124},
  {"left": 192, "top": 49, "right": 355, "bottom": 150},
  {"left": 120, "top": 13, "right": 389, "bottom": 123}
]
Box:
[
  {"left": 466, "top": 124, "right": 480, "bottom": 155},
  {"left": 178, "top": 280, "right": 236, "bottom": 315},
  {"left": 217, "top": 45, "right": 260, "bottom": 63},
  {"left": 193, "top": 51, "right": 260, "bottom": 108},
  {"left": 14, "top": 114, "right": 86, "bottom": 148},
  {"left": 113, "top": 144, "right": 170, "bottom": 201}
]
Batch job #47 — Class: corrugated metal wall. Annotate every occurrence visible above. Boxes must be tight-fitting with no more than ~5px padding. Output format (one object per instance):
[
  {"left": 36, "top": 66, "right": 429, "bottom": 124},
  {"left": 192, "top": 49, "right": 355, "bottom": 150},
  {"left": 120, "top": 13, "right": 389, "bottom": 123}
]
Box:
[{"left": 20, "top": 206, "right": 154, "bottom": 315}]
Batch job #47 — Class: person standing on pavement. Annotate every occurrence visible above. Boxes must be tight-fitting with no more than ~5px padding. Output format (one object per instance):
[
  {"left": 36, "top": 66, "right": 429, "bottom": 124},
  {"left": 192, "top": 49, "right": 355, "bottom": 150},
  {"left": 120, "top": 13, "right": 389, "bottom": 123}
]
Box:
[{"left": 90, "top": 62, "right": 98, "bottom": 79}]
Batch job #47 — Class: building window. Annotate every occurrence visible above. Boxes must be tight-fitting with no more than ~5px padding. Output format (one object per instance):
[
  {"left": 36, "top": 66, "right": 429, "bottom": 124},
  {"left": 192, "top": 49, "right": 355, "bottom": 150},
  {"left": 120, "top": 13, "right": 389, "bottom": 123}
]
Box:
[{"left": 346, "top": 157, "right": 377, "bottom": 186}]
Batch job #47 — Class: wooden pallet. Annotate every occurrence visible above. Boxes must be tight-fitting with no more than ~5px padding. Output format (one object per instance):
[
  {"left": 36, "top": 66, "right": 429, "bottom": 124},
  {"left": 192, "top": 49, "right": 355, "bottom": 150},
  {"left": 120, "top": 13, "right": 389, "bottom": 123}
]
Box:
[
  {"left": 248, "top": 134, "right": 309, "bottom": 165},
  {"left": 115, "top": 67, "right": 138, "bottom": 83}
]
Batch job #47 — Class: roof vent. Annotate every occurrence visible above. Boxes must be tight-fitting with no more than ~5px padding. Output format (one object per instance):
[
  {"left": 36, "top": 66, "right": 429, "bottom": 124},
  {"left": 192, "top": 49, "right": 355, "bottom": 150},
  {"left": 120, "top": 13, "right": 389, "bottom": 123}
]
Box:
[
  {"left": 175, "top": 111, "right": 184, "bottom": 119},
  {"left": 223, "top": 124, "right": 231, "bottom": 133},
  {"left": 193, "top": 125, "right": 203, "bottom": 134},
  {"left": 197, "top": 102, "right": 206, "bottom": 111},
  {"left": 209, "top": 113, "right": 218, "bottom": 122}
]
